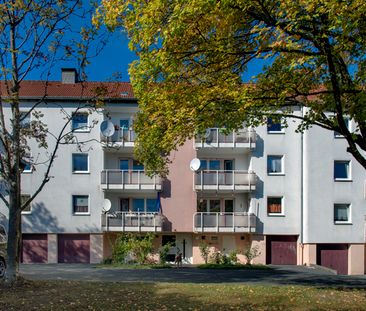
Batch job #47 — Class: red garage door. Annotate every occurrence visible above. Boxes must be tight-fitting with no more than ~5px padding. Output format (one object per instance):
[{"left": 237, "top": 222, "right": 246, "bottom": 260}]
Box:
[
  {"left": 58, "top": 234, "right": 90, "bottom": 263},
  {"left": 317, "top": 244, "right": 348, "bottom": 275},
  {"left": 22, "top": 234, "right": 48, "bottom": 263},
  {"left": 267, "top": 235, "right": 297, "bottom": 265}
]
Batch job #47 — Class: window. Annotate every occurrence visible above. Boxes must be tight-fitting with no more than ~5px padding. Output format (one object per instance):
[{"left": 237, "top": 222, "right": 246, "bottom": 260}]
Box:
[
  {"left": 131, "top": 198, "right": 158, "bottom": 212},
  {"left": 21, "top": 154, "right": 32, "bottom": 173},
  {"left": 267, "top": 197, "right": 283, "bottom": 215},
  {"left": 197, "top": 199, "right": 221, "bottom": 213},
  {"left": 334, "top": 118, "right": 350, "bottom": 138},
  {"left": 20, "top": 111, "right": 31, "bottom": 128},
  {"left": 267, "top": 117, "right": 283, "bottom": 133},
  {"left": 72, "top": 113, "right": 88, "bottom": 132},
  {"left": 72, "top": 154, "right": 89, "bottom": 173},
  {"left": 334, "top": 161, "right": 351, "bottom": 180},
  {"left": 72, "top": 195, "right": 89, "bottom": 214},
  {"left": 21, "top": 194, "right": 32, "bottom": 213},
  {"left": 267, "top": 155, "right": 284, "bottom": 174},
  {"left": 119, "top": 159, "right": 129, "bottom": 170},
  {"left": 132, "top": 160, "right": 144, "bottom": 171},
  {"left": 334, "top": 204, "right": 350, "bottom": 223}
]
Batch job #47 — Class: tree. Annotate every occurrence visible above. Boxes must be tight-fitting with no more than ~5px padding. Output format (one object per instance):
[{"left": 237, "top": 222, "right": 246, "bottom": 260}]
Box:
[
  {"left": 95, "top": 0, "right": 366, "bottom": 173},
  {"left": 0, "top": 0, "right": 107, "bottom": 284}
]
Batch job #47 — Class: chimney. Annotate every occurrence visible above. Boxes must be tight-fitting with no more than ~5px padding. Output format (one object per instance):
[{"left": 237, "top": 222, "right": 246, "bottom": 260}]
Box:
[{"left": 61, "top": 68, "right": 78, "bottom": 84}]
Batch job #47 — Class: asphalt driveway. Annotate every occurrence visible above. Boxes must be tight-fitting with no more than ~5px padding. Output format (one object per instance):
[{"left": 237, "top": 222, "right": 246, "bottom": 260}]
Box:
[{"left": 20, "top": 264, "right": 366, "bottom": 288}]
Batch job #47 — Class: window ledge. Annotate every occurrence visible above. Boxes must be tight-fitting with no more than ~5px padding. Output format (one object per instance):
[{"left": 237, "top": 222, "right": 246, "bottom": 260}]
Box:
[
  {"left": 72, "top": 171, "right": 90, "bottom": 174},
  {"left": 267, "top": 131, "right": 285, "bottom": 135},
  {"left": 334, "top": 179, "right": 352, "bottom": 182},
  {"left": 334, "top": 221, "right": 352, "bottom": 225},
  {"left": 73, "top": 213, "right": 91, "bottom": 216},
  {"left": 267, "top": 213, "right": 285, "bottom": 217},
  {"left": 268, "top": 173, "right": 285, "bottom": 176},
  {"left": 22, "top": 171, "right": 33, "bottom": 174},
  {"left": 73, "top": 129, "right": 91, "bottom": 133},
  {"left": 21, "top": 212, "right": 32, "bottom": 215}
]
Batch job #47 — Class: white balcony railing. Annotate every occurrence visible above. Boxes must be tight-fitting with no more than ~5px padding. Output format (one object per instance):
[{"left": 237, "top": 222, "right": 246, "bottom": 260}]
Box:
[
  {"left": 101, "top": 170, "right": 162, "bottom": 191},
  {"left": 101, "top": 128, "right": 136, "bottom": 147},
  {"left": 102, "top": 212, "right": 164, "bottom": 232},
  {"left": 194, "top": 170, "right": 256, "bottom": 192},
  {"left": 195, "top": 128, "right": 256, "bottom": 149},
  {"left": 194, "top": 212, "right": 257, "bottom": 233}
]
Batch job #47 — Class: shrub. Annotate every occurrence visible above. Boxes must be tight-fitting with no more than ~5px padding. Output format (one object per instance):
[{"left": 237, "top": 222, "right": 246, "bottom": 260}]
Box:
[
  {"left": 112, "top": 233, "right": 155, "bottom": 265},
  {"left": 209, "top": 249, "right": 223, "bottom": 264},
  {"left": 228, "top": 250, "right": 239, "bottom": 265},
  {"left": 243, "top": 246, "right": 261, "bottom": 265},
  {"left": 199, "top": 242, "right": 210, "bottom": 264},
  {"left": 159, "top": 242, "right": 173, "bottom": 264}
]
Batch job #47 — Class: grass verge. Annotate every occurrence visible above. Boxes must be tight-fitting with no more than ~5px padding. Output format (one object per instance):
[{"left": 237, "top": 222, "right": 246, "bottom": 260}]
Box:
[{"left": 1, "top": 280, "right": 365, "bottom": 310}]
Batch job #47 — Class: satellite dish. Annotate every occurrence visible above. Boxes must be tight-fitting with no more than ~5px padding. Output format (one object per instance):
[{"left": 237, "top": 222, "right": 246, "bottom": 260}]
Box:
[
  {"left": 190, "top": 158, "right": 201, "bottom": 171},
  {"left": 100, "top": 120, "right": 115, "bottom": 137},
  {"left": 204, "top": 129, "right": 211, "bottom": 138},
  {"left": 102, "top": 199, "right": 112, "bottom": 212}
]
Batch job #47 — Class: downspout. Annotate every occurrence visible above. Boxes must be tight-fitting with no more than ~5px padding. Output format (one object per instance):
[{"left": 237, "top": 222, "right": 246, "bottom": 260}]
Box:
[{"left": 300, "top": 107, "right": 304, "bottom": 265}]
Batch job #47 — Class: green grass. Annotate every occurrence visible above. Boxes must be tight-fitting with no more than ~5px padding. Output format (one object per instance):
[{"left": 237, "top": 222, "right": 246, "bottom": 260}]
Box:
[
  {"left": 197, "top": 263, "right": 272, "bottom": 270},
  {"left": 1, "top": 280, "right": 365, "bottom": 310}
]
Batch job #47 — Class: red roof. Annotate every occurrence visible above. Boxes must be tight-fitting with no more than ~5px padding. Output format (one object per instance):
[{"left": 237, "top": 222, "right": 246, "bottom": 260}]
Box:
[{"left": 1, "top": 80, "right": 135, "bottom": 99}]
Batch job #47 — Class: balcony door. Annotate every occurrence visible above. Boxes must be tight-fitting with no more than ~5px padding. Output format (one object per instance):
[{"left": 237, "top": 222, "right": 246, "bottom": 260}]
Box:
[
  {"left": 224, "top": 160, "right": 234, "bottom": 185},
  {"left": 120, "top": 198, "right": 129, "bottom": 212},
  {"left": 120, "top": 119, "right": 130, "bottom": 141}
]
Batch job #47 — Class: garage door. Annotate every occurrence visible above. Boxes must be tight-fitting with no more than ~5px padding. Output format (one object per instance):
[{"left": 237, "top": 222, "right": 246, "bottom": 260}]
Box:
[
  {"left": 58, "top": 234, "right": 90, "bottom": 263},
  {"left": 267, "top": 235, "right": 297, "bottom": 265},
  {"left": 22, "top": 234, "right": 48, "bottom": 263},
  {"left": 317, "top": 244, "right": 348, "bottom": 275}
]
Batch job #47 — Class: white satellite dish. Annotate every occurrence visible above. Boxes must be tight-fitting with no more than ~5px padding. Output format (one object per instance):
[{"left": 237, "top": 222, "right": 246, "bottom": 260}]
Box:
[
  {"left": 100, "top": 120, "right": 115, "bottom": 137},
  {"left": 102, "top": 199, "right": 112, "bottom": 212},
  {"left": 190, "top": 158, "right": 201, "bottom": 171}
]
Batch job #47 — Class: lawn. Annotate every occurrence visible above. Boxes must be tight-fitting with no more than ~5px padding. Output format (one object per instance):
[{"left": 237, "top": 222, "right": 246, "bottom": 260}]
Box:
[{"left": 1, "top": 280, "right": 366, "bottom": 310}]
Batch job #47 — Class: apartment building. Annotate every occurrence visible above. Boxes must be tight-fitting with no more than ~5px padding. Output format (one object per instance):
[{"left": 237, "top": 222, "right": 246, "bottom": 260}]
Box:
[{"left": 0, "top": 70, "right": 364, "bottom": 275}]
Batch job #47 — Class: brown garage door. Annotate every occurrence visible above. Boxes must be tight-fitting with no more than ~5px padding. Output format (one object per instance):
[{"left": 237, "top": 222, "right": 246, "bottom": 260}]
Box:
[
  {"left": 58, "top": 234, "right": 90, "bottom": 263},
  {"left": 317, "top": 244, "right": 348, "bottom": 275},
  {"left": 267, "top": 235, "right": 297, "bottom": 265},
  {"left": 22, "top": 234, "right": 48, "bottom": 263}
]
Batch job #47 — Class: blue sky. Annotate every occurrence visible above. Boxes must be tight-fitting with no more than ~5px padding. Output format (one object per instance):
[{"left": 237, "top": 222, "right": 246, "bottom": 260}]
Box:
[{"left": 26, "top": 29, "right": 268, "bottom": 83}]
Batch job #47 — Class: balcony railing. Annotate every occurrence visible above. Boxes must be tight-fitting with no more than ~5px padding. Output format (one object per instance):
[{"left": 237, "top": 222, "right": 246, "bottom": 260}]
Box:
[
  {"left": 195, "top": 128, "right": 256, "bottom": 149},
  {"left": 101, "top": 128, "right": 136, "bottom": 147},
  {"left": 194, "top": 170, "right": 256, "bottom": 192},
  {"left": 101, "top": 170, "right": 162, "bottom": 191},
  {"left": 194, "top": 212, "right": 257, "bottom": 233},
  {"left": 102, "top": 212, "right": 165, "bottom": 232}
]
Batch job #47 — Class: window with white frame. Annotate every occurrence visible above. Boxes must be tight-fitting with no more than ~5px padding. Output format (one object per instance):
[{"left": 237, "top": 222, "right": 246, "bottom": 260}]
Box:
[
  {"left": 267, "top": 155, "right": 284, "bottom": 174},
  {"left": 21, "top": 153, "right": 32, "bottom": 173},
  {"left": 334, "top": 161, "right": 351, "bottom": 181},
  {"left": 334, "top": 204, "right": 351, "bottom": 223},
  {"left": 20, "top": 111, "right": 31, "bottom": 128},
  {"left": 72, "top": 113, "right": 88, "bottom": 132},
  {"left": 267, "top": 197, "right": 283, "bottom": 215},
  {"left": 334, "top": 117, "right": 350, "bottom": 138},
  {"left": 21, "top": 194, "right": 32, "bottom": 213},
  {"left": 72, "top": 154, "right": 89, "bottom": 173},
  {"left": 267, "top": 117, "right": 284, "bottom": 133},
  {"left": 72, "top": 195, "right": 89, "bottom": 214},
  {"left": 197, "top": 199, "right": 221, "bottom": 212},
  {"left": 131, "top": 198, "right": 159, "bottom": 212}
]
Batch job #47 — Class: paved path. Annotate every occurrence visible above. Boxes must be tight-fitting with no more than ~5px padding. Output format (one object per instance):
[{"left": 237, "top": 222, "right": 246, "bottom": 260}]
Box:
[{"left": 20, "top": 264, "right": 366, "bottom": 288}]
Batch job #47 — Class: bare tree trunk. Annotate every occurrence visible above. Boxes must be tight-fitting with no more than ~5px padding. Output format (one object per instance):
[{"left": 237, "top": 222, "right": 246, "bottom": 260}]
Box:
[{"left": 5, "top": 182, "right": 21, "bottom": 284}]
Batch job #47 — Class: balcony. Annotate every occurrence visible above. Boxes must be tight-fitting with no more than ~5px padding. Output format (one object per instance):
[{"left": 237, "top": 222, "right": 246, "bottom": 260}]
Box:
[
  {"left": 194, "top": 212, "right": 257, "bottom": 233},
  {"left": 101, "top": 170, "right": 162, "bottom": 191},
  {"left": 194, "top": 170, "right": 256, "bottom": 192},
  {"left": 102, "top": 128, "right": 136, "bottom": 148},
  {"left": 195, "top": 128, "right": 256, "bottom": 149},
  {"left": 102, "top": 212, "right": 165, "bottom": 232}
]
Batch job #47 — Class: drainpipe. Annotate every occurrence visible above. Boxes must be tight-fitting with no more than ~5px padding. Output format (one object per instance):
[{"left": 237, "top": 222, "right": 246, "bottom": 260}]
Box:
[{"left": 300, "top": 107, "right": 304, "bottom": 265}]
